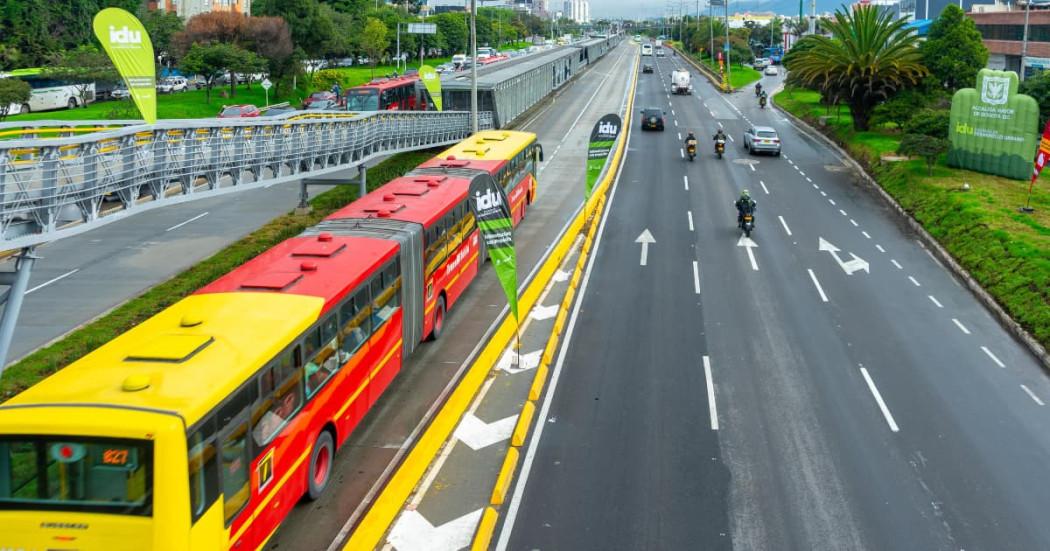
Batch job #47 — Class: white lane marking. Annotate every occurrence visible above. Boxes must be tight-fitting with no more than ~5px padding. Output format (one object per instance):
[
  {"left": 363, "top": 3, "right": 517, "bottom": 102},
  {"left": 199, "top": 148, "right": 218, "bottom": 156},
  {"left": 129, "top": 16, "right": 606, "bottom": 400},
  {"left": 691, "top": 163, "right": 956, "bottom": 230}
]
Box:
[
  {"left": 749, "top": 163, "right": 755, "bottom": 172},
  {"left": 1020, "top": 384, "right": 1045, "bottom": 406},
  {"left": 778, "top": 215, "right": 792, "bottom": 236},
  {"left": 808, "top": 269, "right": 829, "bottom": 302},
  {"left": 388, "top": 509, "right": 484, "bottom": 551},
  {"left": 529, "top": 304, "right": 559, "bottom": 321},
  {"left": 727, "top": 134, "right": 735, "bottom": 142},
  {"left": 839, "top": 209, "right": 847, "bottom": 216},
  {"left": 710, "top": 110, "right": 717, "bottom": 117},
  {"left": 738, "top": 235, "right": 759, "bottom": 271},
  {"left": 806, "top": 177, "right": 812, "bottom": 183},
  {"left": 829, "top": 198, "right": 836, "bottom": 206},
  {"left": 675, "top": 119, "right": 679, "bottom": 126},
  {"left": 813, "top": 183, "right": 819, "bottom": 189},
  {"left": 952, "top": 318, "right": 971, "bottom": 335},
  {"left": 799, "top": 171, "right": 806, "bottom": 177},
  {"left": 928, "top": 295, "right": 943, "bottom": 308},
  {"left": 717, "top": 121, "right": 723, "bottom": 128},
  {"left": 683, "top": 175, "right": 689, "bottom": 190},
  {"left": 981, "top": 346, "right": 1005, "bottom": 368},
  {"left": 672, "top": 109, "right": 676, "bottom": 116},
  {"left": 165, "top": 211, "right": 209, "bottom": 232},
  {"left": 862, "top": 231, "right": 871, "bottom": 239},
  {"left": 703, "top": 356, "right": 719, "bottom": 430},
  {"left": 680, "top": 148, "right": 684, "bottom": 159},
  {"left": 860, "top": 367, "right": 900, "bottom": 432},
  {"left": 687, "top": 210, "right": 694, "bottom": 231},
  {"left": 693, "top": 260, "right": 702, "bottom": 294},
  {"left": 820, "top": 191, "right": 827, "bottom": 197},
  {"left": 891, "top": 259, "right": 903, "bottom": 270},
  {"left": 678, "top": 132, "right": 682, "bottom": 140},
  {"left": 876, "top": 244, "right": 886, "bottom": 253},
  {"left": 497, "top": 349, "right": 543, "bottom": 374},
  {"left": 850, "top": 219, "right": 859, "bottom": 227},
  {"left": 908, "top": 276, "right": 921, "bottom": 287},
  {"left": 452, "top": 412, "right": 518, "bottom": 450},
  {"left": 760, "top": 180, "right": 769, "bottom": 194},
  {"left": 25, "top": 268, "right": 80, "bottom": 295},
  {"left": 788, "top": 159, "right": 795, "bottom": 165}
]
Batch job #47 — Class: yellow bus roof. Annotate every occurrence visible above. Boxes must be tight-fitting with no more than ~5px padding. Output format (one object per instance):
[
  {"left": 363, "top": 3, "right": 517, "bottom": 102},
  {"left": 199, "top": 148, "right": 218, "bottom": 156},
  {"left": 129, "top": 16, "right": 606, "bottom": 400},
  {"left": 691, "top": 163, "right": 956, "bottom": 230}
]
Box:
[
  {"left": 436, "top": 130, "right": 536, "bottom": 161},
  {"left": 6, "top": 293, "right": 323, "bottom": 428}
]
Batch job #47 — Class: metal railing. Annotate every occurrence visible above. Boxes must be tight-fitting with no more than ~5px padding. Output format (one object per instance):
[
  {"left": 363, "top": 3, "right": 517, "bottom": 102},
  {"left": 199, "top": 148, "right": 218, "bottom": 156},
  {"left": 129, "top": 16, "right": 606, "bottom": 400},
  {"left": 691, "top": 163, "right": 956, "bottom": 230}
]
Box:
[{"left": 0, "top": 110, "right": 493, "bottom": 249}]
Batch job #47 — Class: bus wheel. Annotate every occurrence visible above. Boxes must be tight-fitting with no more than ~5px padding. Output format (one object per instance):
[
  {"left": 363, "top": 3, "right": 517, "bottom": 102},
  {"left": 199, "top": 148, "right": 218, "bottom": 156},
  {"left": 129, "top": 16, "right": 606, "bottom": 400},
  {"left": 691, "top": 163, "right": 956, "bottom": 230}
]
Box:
[
  {"left": 431, "top": 295, "right": 447, "bottom": 341},
  {"left": 306, "top": 431, "right": 334, "bottom": 501},
  {"left": 67, "top": 98, "right": 77, "bottom": 109}
]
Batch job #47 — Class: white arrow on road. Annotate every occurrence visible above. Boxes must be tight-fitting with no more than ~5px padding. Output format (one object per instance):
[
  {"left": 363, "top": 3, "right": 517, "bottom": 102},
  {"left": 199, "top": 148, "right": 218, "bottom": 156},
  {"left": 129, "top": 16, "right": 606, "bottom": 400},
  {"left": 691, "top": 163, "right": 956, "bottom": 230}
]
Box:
[
  {"left": 818, "top": 237, "right": 870, "bottom": 275},
  {"left": 453, "top": 412, "right": 516, "bottom": 450},
  {"left": 497, "top": 349, "right": 542, "bottom": 374},
  {"left": 530, "top": 304, "right": 559, "bottom": 321},
  {"left": 636, "top": 229, "right": 655, "bottom": 266},
  {"left": 387, "top": 509, "right": 483, "bottom": 551},
  {"left": 737, "top": 234, "right": 759, "bottom": 271}
]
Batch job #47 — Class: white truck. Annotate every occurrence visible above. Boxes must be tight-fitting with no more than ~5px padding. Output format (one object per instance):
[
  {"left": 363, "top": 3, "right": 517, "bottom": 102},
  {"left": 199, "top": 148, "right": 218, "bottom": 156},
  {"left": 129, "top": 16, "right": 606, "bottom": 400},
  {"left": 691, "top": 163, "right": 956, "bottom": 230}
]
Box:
[{"left": 671, "top": 69, "right": 692, "bottom": 95}]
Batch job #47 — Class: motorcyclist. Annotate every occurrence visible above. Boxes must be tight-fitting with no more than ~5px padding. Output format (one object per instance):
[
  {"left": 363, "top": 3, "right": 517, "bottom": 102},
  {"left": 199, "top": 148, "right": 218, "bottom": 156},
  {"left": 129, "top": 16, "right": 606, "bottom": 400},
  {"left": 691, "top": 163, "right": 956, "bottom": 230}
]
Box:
[
  {"left": 755, "top": 82, "right": 763, "bottom": 96},
  {"left": 735, "top": 189, "right": 756, "bottom": 227},
  {"left": 713, "top": 128, "right": 727, "bottom": 143},
  {"left": 759, "top": 90, "right": 768, "bottom": 107},
  {"left": 685, "top": 131, "right": 698, "bottom": 150}
]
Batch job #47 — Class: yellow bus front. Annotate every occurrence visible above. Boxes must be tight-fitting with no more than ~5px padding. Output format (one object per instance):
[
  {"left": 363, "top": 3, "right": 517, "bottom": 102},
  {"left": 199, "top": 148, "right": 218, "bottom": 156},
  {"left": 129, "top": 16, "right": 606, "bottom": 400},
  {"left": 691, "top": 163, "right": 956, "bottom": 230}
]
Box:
[{"left": 0, "top": 405, "right": 191, "bottom": 551}]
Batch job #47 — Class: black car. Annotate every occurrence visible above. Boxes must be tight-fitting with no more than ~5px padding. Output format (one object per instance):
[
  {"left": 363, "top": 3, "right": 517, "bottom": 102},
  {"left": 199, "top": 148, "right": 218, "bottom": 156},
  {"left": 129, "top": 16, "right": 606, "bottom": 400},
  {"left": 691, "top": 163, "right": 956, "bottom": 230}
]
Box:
[
  {"left": 642, "top": 64, "right": 654, "bottom": 74},
  {"left": 640, "top": 108, "right": 665, "bottom": 131}
]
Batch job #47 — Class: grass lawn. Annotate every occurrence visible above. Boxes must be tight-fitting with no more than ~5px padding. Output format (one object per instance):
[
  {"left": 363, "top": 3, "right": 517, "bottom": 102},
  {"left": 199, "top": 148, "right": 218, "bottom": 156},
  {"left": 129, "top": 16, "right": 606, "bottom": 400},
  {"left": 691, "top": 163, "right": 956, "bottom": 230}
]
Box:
[
  {"left": 5, "top": 83, "right": 298, "bottom": 122},
  {"left": 699, "top": 58, "right": 763, "bottom": 90},
  {"left": 776, "top": 85, "right": 1050, "bottom": 349}
]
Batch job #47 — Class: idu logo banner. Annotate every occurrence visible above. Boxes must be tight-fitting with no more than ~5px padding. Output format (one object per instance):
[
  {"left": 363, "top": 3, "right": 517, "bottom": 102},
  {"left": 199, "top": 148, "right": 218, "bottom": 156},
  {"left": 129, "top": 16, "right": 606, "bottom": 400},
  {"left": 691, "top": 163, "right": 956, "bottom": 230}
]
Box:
[
  {"left": 586, "top": 113, "right": 623, "bottom": 198},
  {"left": 948, "top": 69, "right": 1039, "bottom": 180},
  {"left": 419, "top": 65, "right": 442, "bottom": 111},
  {"left": 93, "top": 8, "right": 156, "bottom": 124},
  {"left": 467, "top": 173, "right": 517, "bottom": 318}
]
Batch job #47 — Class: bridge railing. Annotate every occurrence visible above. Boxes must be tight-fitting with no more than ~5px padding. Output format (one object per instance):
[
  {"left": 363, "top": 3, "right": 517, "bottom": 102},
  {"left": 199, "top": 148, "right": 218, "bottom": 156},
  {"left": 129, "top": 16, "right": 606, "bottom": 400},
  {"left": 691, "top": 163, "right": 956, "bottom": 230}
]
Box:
[{"left": 0, "top": 110, "right": 493, "bottom": 249}]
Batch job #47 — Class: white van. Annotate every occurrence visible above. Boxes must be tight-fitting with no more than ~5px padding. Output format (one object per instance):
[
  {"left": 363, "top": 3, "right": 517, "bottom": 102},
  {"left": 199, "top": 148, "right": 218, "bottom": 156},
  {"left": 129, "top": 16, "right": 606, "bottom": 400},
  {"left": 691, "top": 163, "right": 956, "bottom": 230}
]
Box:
[
  {"left": 671, "top": 70, "right": 692, "bottom": 94},
  {"left": 641, "top": 44, "right": 653, "bottom": 56}
]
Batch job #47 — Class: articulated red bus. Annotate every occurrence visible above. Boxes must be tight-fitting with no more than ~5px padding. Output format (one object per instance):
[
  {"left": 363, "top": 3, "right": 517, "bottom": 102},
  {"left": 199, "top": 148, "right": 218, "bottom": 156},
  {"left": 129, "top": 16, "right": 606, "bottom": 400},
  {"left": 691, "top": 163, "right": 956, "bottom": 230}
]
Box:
[
  {"left": 0, "top": 131, "right": 542, "bottom": 550},
  {"left": 344, "top": 75, "right": 432, "bottom": 111}
]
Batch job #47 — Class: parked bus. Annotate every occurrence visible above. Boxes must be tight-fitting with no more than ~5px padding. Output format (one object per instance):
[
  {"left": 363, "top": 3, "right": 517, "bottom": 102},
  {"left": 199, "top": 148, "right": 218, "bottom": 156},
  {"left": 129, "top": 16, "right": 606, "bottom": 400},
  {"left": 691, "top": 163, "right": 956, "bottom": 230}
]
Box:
[
  {"left": 0, "top": 68, "right": 96, "bottom": 114},
  {"left": 641, "top": 43, "right": 653, "bottom": 56},
  {"left": 344, "top": 75, "right": 431, "bottom": 111},
  {"left": 0, "top": 130, "right": 542, "bottom": 551}
]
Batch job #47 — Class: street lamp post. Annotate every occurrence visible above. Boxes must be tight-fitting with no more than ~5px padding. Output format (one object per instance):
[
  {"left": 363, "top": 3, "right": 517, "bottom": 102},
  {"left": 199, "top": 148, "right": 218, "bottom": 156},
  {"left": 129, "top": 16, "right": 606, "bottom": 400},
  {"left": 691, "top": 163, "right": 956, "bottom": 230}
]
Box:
[
  {"left": 1021, "top": 0, "right": 1031, "bottom": 82},
  {"left": 470, "top": 0, "right": 478, "bottom": 133}
]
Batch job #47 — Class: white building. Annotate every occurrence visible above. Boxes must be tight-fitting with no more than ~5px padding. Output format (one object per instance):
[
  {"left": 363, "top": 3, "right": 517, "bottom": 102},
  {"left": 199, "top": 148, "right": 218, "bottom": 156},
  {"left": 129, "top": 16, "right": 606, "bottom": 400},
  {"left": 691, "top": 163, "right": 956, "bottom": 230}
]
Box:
[
  {"left": 151, "top": 0, "right": 251, "bottom": 20},
  {"left": 561, "top": 0, "right": 590, "bottom": 22}
]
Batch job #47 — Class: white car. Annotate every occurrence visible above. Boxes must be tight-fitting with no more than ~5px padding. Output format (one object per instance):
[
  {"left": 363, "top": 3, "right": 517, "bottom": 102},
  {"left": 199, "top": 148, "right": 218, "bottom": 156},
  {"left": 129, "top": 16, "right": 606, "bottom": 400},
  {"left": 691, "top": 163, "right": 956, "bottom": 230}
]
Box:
[
  {"left": 753, "top": 58, "right": 769, "bottom": 69},
  {"left": 156, "top": 76, "right": 187, "bottom": 93},
  {"left": 764, "top": 65, "right": 779, "bottom": 76}
]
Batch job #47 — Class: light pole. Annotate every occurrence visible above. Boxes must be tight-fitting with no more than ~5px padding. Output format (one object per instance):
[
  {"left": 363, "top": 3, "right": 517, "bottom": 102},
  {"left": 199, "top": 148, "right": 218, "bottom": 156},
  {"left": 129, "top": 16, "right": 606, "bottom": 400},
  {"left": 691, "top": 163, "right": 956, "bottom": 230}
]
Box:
[
  {"left": 1021, "top": 0, "right": 1031, "bottom": 81},
  {"left": 709, "top": 1, "right": 714, "bottom": 63},
  {"left": 725, "top": 0, "right": 730, "bottom": 80},
  {"left": 470, "top": 0, "right": 478, "bottom": 133}
]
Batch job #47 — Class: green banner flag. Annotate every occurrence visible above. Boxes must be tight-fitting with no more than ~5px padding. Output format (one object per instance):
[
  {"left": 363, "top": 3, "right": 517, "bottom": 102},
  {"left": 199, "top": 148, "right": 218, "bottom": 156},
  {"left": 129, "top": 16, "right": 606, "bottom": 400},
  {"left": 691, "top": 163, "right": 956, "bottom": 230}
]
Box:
[
  {"left": 948, "top": 69, "right": 1040, "bottom": 180},
  {"left": 586, "top": 114, "right": 622, "bottom": 198},
  {"left": 93, "top": 8, "right": 156, "bottom": 124},
  {"left": 469, "top": 173, "right": 518, "bottom": 320},
  {"left": 419, "top": 65, "right": 442, "bottom": 111}
]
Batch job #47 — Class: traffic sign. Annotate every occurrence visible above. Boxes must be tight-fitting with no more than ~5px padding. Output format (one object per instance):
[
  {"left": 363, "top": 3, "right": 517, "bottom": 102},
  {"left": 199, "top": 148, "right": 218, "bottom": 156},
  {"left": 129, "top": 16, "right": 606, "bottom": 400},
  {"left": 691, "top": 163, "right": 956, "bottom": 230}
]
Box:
[
  {"left": 261, "top": 78, "right": 272, "bottom": 90},
  {"left": 407, "top": 23, "right": 437, "bottom": 34}
]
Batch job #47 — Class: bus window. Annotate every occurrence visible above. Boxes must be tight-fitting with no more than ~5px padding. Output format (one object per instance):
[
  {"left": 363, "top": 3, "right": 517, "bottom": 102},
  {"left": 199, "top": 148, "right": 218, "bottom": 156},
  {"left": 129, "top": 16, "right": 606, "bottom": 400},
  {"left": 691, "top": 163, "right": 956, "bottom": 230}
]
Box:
[
  {"left": 188, "top": 416, "right": 219, "bottom": 521},
  {"left": 252, "top": 347, "right": 303, "bottom": 447},
  {"left": 346, "top": 89, "right": 379, "bottom": 111},
  {"left": 340, "top": 288, "right": 372, "bottom": 356},
  {"left": 372, "top": 260, "right": 401, "bottom": 328},
  {"left": 305, "top": 315, "right": 341, "bottom": 397},
  {"left": 381, "top": 89, "right": 397, "bottom": 110},
  {"left": 218, "top": 385, "right": 254, "bottom": 524}
]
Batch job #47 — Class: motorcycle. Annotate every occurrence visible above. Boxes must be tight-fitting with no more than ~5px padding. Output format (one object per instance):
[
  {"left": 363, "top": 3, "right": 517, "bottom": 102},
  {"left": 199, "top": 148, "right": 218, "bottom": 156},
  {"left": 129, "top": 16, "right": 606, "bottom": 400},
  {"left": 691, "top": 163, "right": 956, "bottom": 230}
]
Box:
[
  {"left": 687, "top": 140, "right": 697, "bottom": 162},
  {"left": 759, "top": 96, "right": 767, "bottom": 109},
  {"left": 715, "top": 139, "right": 725, "bottom": 159},
  {"left": 740, "top": 212, "right": 755, "bottom": 237},
  {"left": 755, "top": 86, "right": 763, "bottom": 97}
]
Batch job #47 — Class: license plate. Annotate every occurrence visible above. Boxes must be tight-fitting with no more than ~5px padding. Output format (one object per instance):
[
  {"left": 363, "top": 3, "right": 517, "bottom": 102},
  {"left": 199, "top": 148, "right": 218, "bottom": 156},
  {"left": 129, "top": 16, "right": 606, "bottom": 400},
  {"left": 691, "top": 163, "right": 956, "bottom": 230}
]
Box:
[{"left": 744, "top": 215, "right": 752, "bottom": 222}]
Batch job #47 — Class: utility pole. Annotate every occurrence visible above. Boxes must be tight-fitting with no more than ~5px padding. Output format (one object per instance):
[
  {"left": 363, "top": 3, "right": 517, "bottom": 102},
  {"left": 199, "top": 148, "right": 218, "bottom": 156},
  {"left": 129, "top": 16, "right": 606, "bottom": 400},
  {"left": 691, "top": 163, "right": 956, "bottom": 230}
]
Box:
[
  {"left": 1021, "top": 0, "right": 1031, "bottom": 81},
  {"left": 809, "top": 0, "right": 816, "bottom": 35},
  {"left": 710, "top": 1, "right": 714, "bottom": 63},
  {"left": 725, "top": 0, "right": 730, "bottom": 80},
  {"left": 471, "top": 0, "right": 478, "bottom": 133}
]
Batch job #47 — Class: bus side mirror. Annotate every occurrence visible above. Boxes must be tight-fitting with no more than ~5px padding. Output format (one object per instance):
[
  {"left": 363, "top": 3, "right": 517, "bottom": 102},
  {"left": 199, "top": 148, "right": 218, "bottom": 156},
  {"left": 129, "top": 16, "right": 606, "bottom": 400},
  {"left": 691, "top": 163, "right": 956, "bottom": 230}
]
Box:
[{"left": 536, "top": 144, "right": 544, "bottom": 162}]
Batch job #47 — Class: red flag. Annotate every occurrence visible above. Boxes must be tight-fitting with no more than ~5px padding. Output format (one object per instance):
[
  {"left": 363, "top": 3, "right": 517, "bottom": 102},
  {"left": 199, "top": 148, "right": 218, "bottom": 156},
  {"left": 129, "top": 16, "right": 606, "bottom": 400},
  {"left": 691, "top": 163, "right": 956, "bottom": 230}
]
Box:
[{"left": 1031, "top": 119, "right": 1050, "bottom": 184}]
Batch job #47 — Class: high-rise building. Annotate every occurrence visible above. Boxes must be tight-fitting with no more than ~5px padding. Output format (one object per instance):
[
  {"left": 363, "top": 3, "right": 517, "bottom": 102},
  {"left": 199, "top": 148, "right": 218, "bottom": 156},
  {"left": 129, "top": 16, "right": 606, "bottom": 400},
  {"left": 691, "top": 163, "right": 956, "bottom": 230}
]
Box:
[
  {"left": 560, "top": 0, "right": 589, "bottom": 22},
  {"left": 148, "top": 0, "right": 251, "bottom": 20}
]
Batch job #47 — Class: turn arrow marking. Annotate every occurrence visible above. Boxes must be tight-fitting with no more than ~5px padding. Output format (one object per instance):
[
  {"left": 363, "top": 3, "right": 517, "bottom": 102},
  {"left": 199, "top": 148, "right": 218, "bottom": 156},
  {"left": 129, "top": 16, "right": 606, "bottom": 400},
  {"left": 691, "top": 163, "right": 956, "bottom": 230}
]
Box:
[
  {"left": 818, "top": 237, "right": 870, "bottom": 275},
  {"left": 453, "top": 412, "right": 517, "bottom": 450},
  {"left": 736, "top": 234, "right": 759, "bottom": 271},
  {"left": 636, "top": 229, "right": 655, "bottom": 266},
  {"left": 387, "top": 508, "right": 484, "bottom": 551}
]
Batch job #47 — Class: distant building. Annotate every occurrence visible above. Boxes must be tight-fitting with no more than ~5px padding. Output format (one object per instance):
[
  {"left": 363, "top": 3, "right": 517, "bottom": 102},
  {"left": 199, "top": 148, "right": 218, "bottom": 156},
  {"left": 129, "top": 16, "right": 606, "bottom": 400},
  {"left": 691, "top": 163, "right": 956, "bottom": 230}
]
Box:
[
  {"left": 147, "top": 0, "right": 251, "bottom": 20},
  {"left": 562, "top": 0, "right": 589, "bottom": 22},
  {"left": 969, "top": 9, "right": 1050, "bottom": 77}
]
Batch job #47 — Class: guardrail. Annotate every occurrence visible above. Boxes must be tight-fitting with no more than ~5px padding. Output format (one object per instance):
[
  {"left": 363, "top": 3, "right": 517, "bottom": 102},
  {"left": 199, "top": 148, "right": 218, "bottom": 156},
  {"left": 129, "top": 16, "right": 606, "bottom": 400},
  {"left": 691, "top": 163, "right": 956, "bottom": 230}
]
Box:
[{"left": 0, "top": 110, "right": 493, "bottom": 249}]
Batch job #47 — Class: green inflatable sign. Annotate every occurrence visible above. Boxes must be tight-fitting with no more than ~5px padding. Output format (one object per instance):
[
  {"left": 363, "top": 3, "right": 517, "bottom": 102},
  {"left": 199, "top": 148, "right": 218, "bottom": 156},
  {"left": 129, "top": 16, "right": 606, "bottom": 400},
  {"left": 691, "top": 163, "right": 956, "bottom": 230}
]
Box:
[
  {"left": 948, "top": 69, "right": 1040, "bottom": 180},
  {"left": 419, "top": 65, "right": 442, "bottom": 111},
  {"left": 93, "top": 8, "right": 156, "bottom": 124}
]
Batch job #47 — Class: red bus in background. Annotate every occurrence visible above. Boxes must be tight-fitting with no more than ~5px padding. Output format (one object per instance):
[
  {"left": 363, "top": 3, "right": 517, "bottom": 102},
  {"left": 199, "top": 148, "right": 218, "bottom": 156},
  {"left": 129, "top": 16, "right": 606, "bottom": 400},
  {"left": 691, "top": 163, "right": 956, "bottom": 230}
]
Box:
[{"left": 344, "top": 75, "right": 433, "bottom": 111}]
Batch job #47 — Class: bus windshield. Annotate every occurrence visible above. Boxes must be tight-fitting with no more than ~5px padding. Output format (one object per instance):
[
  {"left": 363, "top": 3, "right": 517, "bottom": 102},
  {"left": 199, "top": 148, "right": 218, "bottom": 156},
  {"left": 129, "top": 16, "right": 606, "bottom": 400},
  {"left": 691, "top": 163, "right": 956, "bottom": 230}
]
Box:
[
  {"left": 0, "top": 436, "right": 153, "bottom": 516},
  {"left": 346, "top": 89, "right": 379, "bottom": 111}
]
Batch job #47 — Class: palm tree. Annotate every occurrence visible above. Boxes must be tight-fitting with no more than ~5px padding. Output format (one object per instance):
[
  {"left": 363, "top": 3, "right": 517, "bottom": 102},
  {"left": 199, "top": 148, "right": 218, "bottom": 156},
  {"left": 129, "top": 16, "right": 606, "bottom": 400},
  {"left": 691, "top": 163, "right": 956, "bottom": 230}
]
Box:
[{"left": 787, "top": 5, "right": 927, "bottom": 130}]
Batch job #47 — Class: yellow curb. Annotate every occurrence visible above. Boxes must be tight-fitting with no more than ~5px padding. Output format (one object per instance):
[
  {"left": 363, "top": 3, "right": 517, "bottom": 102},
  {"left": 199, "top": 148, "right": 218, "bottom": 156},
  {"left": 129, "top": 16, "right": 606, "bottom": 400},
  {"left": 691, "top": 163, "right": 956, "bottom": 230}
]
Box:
[
  {"left": 511, "top": 401, "right": 536, "bottom": 448},
  {"left": 471, "top": 507, "right": 500, "bottom": 551},
  {"left": 490, "top": 446, "right": 520, "bottom": 506},
  {"left": 528, "top": 364, "right": 549, "bottom": 401}
]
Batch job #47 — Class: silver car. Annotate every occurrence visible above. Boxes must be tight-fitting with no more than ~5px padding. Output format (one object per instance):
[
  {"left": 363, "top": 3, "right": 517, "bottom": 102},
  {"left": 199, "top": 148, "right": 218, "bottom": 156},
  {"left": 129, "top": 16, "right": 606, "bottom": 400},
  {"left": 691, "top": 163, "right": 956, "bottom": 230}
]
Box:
[{"left": 744, "top": 126, "right": 781, "bottom": 156}]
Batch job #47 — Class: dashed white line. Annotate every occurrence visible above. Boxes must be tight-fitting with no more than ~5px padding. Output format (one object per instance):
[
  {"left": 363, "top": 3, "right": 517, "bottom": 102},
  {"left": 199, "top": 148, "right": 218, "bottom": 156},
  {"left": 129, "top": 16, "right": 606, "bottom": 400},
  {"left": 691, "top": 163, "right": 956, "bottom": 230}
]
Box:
[
  {"left": 952, "top": 318, "right": 971, "bottom": 335},
  {"left": 876, "top": 244, "right": 886, "bottom": 253},
  {"left": 749, "top": 163, "right": 756, "bottom": 172},
  {"left": 760, "top": 180, "right": 769, "bottom": 194},
  {"left": 693, "top": 261, "right": 702, "bottom": 294},
  {"left": 26, "top": 269, "right": 80, "bottom": 295},
  {"left": 799, "top": 171, "right": 806, "bottom": 177},
  {"left": 687, "top": 210, "right": 694, "bottom": 231},
  {"left": 908, "top": 276, "right": 921, "bottom": 287},
  {"left": 165, "top": 211, "right": 209, "bottom": 232},
  {"left": 683, "top": 175, "right": 689, "bottom": 190},
  {"left": 778, "top": 215, "right": 792, "bottom": 236},
  {"left": 820, "top": 191, "right": 827, "bottom": 197},
  {"left": 788, "top": 159, "right": 795, "bottom": 165},
  {"left": 680, "top": 148, "right": 684, "bottom": 159},
  {"left": 806, "top": 177, "right": 812, "bottom": 183},
  {"left": 839, "top": 209, "right": 847, "bottom": 216},
  {"left": 672, "top": 109, "right": 676, "bottom": 116},
  {"left": 727, "top": 134, "right": 735, "bottom": 142},
  {"left": 891, "top": 259, "right": 903, "bottom": 270},
  {"left": 678, "top": 132, "right": 682, "bottom": 140},
  {"left": 812, "top": 183, "right": 819, "bottom": 189},
  {"left": 1020, "top": 384, "right": 1045, "bottom": 406},
  {"left": 862, "top": 231, "right": 871, "bottom": 239},
  {"left": 807, "top": 269, "right": 829, "bottom": 302},
  {"left": 860, "top": 367, "right": 900, "bottom": 432},
  {"left": 674, "top": 119, "right": 679, "bottom": 127},
  {"left": 928, "top": 295, "right": 943, "bottom": 308},
  {"left": 981, "top": 346, "right": 1005, "bottom": 368},
  {"left": 703, "top": 356, "right": 720, "bottom": 429},
  {"left": 828, "top": 199, "right": 836, "bottom": 206},
  {"left": 850, "top": 219, "right": 859, "bottom": 227}
]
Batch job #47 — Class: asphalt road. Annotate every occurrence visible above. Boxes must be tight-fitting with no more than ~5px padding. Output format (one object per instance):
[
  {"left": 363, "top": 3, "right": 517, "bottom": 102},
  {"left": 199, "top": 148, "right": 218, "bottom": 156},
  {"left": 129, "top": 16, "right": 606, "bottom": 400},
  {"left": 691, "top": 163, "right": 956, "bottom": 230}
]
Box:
[{"left": 496, "top": 53, "right": 1050, "bottom": 551}]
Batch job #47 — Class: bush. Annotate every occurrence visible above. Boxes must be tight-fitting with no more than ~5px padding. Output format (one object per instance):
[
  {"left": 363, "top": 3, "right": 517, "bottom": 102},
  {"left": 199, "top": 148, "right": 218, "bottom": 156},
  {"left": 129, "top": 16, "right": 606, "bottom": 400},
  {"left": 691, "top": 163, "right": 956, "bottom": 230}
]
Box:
[
  {"left": 898, "top": 133, "right": 949, "bottom": 175},
  {"left": 904, "top": 108, "right": 950, "bottom": 139},
  {"left": 873, "top": 89, "right": 932, "bottom": 130}
]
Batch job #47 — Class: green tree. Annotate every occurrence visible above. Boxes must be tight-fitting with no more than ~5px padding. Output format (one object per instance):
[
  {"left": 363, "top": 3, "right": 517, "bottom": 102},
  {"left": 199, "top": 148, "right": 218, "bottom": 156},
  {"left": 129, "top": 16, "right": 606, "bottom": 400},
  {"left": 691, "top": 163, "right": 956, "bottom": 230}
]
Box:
[
  {"left": 920, "top": 5, "right": 988, "bottom": 92},
  {"left": 433, "top": 13, "right": 468, "bottom": 55},
  {"left": 872, "top": 89, "right": 932, "bottom": 130},
  {"left": 1019, "top": 68, "right": 1050, "bottom": 130},
  {"left": 360, "top": 17, "right": 389, "bottom": 79},
  {"left": 179, "top": 43, "right": 250, "bottom": 103},
  {"left": 138, "top": 7, "right": 185, "bottom": 63},
  {"left": 254, "top": 0, "right": 334, "bottom": 57},
  {"left": 787, "top": 5, "right": 927, "bottom": 130},
  {"left": 904, "top": 108, "right": 950, "bottom": 139},
  {"left": 781, "top": 34, "right": 818, "bottom": 72},
  {"left": 0, "top": 78, "right": 31, "bottom": 121},
  {"left": 898, "top": 133, "right": 949, "bottom": 175},
  {"left": 42, "top": 45, "right": 118, "bottom": 109}
]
